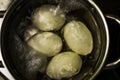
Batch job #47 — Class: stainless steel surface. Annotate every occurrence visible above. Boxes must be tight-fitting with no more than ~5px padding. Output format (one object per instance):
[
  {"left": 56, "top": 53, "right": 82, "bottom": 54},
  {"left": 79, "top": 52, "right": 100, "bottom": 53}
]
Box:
[
  {"left": 0, "top": 18, "right": 3, "bottom": 26},
  {"left": 88, "top": 0, "right": 109, "bottom": 79},
  {"left": 0, "top": 17, "right": 15, "bottom": 80},
  {"left": 105, "top": 15, "right": 120, "bottom": 68},
  {"left": 0, "top": 0, "right": 15, "bottom": 78},
  {"left": 0, "top": 0, "right": 11, "bottom": 11}
]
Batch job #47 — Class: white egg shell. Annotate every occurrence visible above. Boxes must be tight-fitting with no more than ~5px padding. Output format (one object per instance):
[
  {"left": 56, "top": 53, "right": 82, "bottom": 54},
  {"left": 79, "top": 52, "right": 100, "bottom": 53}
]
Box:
[
  {"left": 46, "top": 52, "right": 82, "bottom": 79},
  {"left": 27, "top": 32, "right": 63, "bottom": 56},
  {"left": 32, "top": 5, "right": 66, "bottom": 31},
  {"left": 63, "top": 21, "right": 93, "bottom": 55}
]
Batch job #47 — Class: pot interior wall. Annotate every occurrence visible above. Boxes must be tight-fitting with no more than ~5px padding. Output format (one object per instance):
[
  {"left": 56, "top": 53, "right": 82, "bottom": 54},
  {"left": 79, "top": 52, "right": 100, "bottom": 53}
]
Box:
[{"left": 1, "top": 0, "right": 107, "bottom": 80}]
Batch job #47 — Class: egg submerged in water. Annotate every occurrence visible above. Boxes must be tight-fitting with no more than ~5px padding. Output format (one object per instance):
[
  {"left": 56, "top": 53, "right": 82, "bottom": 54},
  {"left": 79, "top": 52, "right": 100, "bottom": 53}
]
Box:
[
  {"left": 12, "top": 34, "right": 48, "bottom": 80},
  {"left": 27, "top": 32, "right": 63, "bottom": 57},
  {"left": 32, "top": 5, "right": 66, "bottom": 31},
  {"left": 46, "top": 52, "right": 82, "bottom": 79},
  {"left": 63, "top": 20, "right": 93, "bottom": 55}
]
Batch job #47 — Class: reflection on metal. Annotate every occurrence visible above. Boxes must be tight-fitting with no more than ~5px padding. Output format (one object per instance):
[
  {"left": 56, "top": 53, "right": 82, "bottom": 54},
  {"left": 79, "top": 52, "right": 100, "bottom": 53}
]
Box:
[
  {"left": 106, "top": 14, "right": 120, "bottom": 68},
  {"left": 106, "top": 15, "right": 120, "bottom": 24},
  {"left": 0, "top": 17, "right": 14, "bottom": 80},
  {"left": 106, "top": 59, "right": 120, "bottom": 67},
  {"left": 0, "top": 18, "right": 3, "bottom": 27},
  {"left": 88, "top": 0, "right": 109, "bottom": 80},
  {"left": 0, "top": 72, "right": 9, "bottom": 80}
]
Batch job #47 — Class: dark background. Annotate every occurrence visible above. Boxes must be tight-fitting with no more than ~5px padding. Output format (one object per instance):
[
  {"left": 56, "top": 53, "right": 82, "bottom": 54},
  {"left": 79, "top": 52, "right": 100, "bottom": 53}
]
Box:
[
  {"left": 94, "top": 0, "right": 120, "bottom": 80},
  {"left": 94, "top": 0, "right": 120, "bottom": 14}
]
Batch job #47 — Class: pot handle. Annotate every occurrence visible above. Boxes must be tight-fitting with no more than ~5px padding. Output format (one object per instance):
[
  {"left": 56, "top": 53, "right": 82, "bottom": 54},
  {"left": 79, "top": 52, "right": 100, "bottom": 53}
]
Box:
[{"left": 104, "top": 14, "right": 120, "bottom": 69}]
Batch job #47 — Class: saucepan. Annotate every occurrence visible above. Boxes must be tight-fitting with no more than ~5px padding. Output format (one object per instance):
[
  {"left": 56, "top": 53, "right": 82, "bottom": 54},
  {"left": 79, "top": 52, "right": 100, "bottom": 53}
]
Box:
[{"left": 0, "top": 0, "right": 109, "bottom": 80}]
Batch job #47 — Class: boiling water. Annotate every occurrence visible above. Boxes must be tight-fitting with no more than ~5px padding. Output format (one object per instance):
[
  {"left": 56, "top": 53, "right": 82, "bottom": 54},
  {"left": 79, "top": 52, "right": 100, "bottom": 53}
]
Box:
[{"left": 9, "top": 0, "right": 100, "bottom": 80}]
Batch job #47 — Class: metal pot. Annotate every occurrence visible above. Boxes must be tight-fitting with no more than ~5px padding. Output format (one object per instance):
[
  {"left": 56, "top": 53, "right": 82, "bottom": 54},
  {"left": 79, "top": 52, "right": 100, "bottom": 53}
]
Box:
[{"left": 0, "top": 0, "right": 109, "bottom": 80}]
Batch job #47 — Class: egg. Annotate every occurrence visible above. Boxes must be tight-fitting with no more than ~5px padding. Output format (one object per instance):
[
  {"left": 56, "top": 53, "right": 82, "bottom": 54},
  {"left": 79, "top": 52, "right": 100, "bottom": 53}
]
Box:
[
  {"left": 27, "top": 32, "right": 63, "bottom": 57},
  {"left": 63, "top": 20, "right": 93, "bottom": 55},
  {"left": 46, "top": 52, "right": 82, "bottom": 79},
  {"left": 32, "top": 5, "right": 66, "bottom": 31}
]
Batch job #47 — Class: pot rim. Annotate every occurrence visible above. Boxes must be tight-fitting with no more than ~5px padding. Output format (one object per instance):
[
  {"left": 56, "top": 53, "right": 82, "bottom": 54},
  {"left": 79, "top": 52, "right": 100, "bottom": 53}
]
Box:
[
  {"left": 88, "top": 0, "right": 109, "bottom": 79},
  {"left": 0, "top": 0, "right": 109, "bottom": 80}
]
